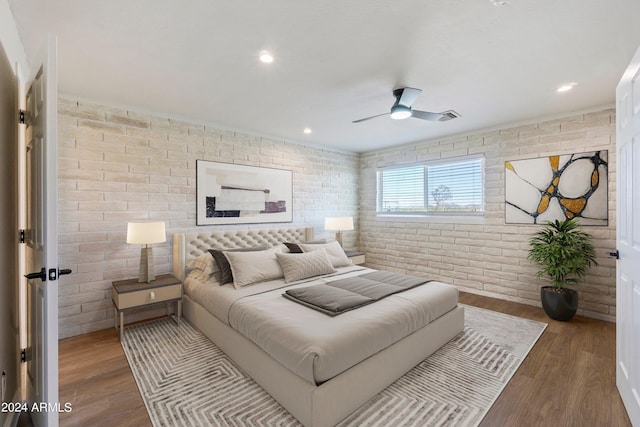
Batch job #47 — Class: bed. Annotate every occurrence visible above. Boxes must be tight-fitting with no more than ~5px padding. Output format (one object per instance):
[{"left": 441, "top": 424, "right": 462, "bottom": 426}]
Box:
[{"left": 173, "top": 226, "right": 464, "bottom": 427}]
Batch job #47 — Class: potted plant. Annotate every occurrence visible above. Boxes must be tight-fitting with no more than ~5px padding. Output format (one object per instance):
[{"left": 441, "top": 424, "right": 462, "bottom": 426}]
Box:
[{"left": 527, "top": 218, "right": 598, "bottom": 321}]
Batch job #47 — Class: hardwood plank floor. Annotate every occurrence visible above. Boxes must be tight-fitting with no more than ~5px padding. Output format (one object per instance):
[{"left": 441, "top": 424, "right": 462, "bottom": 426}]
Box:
[
  {"left": 58, "top": 328, "right": 151, "bottom": 427},
  {"left": 459, "top": 293, "right": 630, "bottom": 427},
  {"left": 58, "top": 292, "right": 631, "bottom": 426}
]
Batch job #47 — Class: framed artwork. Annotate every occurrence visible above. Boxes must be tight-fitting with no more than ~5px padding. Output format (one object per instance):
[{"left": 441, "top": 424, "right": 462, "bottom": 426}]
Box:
[
  {"left": 505, "top": 150, "right": 608, "bottom": 225},
  {"left": 196, "top": 160, "right": 293, "bottom": 225}
]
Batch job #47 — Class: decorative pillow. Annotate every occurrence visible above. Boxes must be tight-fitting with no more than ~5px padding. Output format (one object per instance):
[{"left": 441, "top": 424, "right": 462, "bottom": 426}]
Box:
[
  {"left": 187, "top": 268, "right": 218, "bottom": 284},
  {"left": 223, "top": 247, "right": 284, "bottom": 288},
  {"left": 209, "top": 245, "right": 269, "bottom": 284},
  {"left": 276, "top": 249, "right": 337, "bottom": 283},
  {"left": 187, "top": 252, "right": 217, "bottom": 275},
  {"left": 284, "top": 239, "right": 327, "bottom": 254},
  {"left": 298, "top": 241, "right": 351, "bottom": 268}
]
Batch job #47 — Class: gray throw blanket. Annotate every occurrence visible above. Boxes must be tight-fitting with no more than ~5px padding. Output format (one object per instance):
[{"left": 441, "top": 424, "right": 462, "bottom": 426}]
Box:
[{"left": 283, "top": 271, "right": 431, "bottom": 316}]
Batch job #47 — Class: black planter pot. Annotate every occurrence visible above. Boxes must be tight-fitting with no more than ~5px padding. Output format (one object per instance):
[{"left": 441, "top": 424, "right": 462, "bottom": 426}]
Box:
[{"left": 540, "top": 286, "right": 578, "bottom": 321}]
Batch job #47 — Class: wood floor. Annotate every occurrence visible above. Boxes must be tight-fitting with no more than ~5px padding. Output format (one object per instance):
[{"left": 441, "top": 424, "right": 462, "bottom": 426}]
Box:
[{"left": 58, "top": 292, "right": 631, "bottom": 427}]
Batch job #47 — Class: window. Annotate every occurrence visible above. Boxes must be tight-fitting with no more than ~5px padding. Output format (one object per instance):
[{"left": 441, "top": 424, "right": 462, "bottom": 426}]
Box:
[{"left": 377, "top": 155, "right": 484, "bottom": 216}]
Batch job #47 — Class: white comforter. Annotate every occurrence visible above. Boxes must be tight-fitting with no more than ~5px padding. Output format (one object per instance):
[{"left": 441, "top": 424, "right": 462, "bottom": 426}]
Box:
[{"left": 184, "top": 266, "right": 459, "bottom": 385}]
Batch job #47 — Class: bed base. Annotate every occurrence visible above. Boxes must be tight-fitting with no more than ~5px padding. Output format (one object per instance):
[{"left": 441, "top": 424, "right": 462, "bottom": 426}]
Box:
[
  {"left": 173, "top": 227, "right": 464, "bottom": 426},
  {"left": 184, "top": 295, "right": 464, "bottom": 427}
]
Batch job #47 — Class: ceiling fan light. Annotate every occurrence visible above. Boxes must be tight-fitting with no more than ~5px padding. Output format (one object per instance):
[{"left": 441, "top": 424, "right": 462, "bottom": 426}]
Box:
[
  {"left": 390, "top": 105, "right": 412, "bottom": 120},
  {"left": 259, "top": 51, "right": 274, "bottom": 63}
]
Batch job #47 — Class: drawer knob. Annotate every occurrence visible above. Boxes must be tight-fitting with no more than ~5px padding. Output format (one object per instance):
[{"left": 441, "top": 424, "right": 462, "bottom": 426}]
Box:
[{"left": 150, "top": 291, "right": 156, "bottom": 301}]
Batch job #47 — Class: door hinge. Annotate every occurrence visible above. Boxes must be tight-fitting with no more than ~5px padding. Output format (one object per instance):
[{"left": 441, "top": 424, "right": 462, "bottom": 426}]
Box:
[
  {"left": 20, "top": 349, "right": 26, "bottom": 363},
  {"left": 19, "top": 229, "right": 25, "bottom": 244},
  {"left": 19, "top": 109, "right": 25, "bottom": 124}
]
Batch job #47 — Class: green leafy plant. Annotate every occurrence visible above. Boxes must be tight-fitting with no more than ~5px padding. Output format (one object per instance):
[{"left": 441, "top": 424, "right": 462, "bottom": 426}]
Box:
[{"left": 527, "top": 218, "right": 598, "bottom": 289}]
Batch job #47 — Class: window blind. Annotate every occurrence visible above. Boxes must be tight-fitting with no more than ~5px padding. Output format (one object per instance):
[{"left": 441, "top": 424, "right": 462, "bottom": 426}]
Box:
[
  {"left": 378, "top": 165, "right": 425, "bottom": 213},
  {"left": 377, "top": 156, "right": 484, "bottom": 215}
]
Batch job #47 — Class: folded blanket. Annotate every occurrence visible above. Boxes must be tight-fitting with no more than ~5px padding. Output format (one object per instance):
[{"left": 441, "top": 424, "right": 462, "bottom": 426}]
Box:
[{"left": 283, "top": 271, "right": 431, "bottom": 316}]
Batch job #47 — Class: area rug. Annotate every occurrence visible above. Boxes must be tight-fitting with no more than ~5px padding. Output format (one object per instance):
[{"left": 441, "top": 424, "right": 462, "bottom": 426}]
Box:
[{"left": 122, "top": 305, "right": 546, "bottom": 426}]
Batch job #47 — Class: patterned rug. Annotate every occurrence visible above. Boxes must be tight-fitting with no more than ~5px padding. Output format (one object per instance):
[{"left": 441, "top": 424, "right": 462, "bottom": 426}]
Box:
[{"left": 122, "top": 305, "right": 546, "bottom": 426}]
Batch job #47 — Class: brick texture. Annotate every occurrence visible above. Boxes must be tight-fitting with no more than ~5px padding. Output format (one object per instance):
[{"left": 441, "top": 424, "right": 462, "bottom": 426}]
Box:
[
  {"left": 57, "top": 97, "right": 359, "bottom": 338},
  {"left": 359, "top": 108, "right": 617, "bottom": 322},
  {"left": 58, "top": 100, "right": 617, "bottom": 338}
]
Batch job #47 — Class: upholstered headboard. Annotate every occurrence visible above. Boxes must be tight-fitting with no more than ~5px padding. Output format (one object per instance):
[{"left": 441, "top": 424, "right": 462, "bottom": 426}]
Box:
[{"left": 172, "top": 226, "right": 315, "bottom": 281}]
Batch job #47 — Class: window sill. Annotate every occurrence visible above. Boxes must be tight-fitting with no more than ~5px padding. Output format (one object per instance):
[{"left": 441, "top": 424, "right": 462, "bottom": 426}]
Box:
[{"left": 375, "top": 214, "right": 485, "bottom": 224}]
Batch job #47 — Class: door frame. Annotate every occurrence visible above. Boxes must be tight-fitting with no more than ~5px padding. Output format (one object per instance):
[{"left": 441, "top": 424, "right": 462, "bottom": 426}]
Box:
[{"left": 0, "top": 29, "right": 21, "bottom": 427}]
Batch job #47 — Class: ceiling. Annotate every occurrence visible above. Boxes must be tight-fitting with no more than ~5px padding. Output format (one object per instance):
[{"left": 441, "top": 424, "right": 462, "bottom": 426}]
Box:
[{"left": 8, "top": 0, "right": 640, "bottom": 153}]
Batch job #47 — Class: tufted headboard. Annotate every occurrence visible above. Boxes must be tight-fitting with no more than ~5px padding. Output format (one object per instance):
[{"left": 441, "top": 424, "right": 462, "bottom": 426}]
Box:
[{"left": 172, "top": 226, "right": 315, "bottom": 282}]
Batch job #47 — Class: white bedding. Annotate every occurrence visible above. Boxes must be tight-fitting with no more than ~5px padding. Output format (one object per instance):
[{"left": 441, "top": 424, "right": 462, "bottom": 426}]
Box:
[{"left": 184, "top": 266, "right": 459, "bottom": 385}]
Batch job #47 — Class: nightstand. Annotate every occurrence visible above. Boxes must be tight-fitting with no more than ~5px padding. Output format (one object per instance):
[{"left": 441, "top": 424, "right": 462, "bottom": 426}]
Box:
[
  {"left": 345, "top": 250, "right": 366, "bottom": 265},
  {"left": 112, "top": 273, "right": 183, "bottom": 340}
]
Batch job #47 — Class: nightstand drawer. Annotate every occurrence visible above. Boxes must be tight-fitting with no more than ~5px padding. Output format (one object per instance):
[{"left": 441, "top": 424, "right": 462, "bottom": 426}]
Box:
[
  {"left": 112, "top": 284, "right": 182, "bottom": 310},
  {"left": 344, "top": 250, "right": 365, "bottom": 265},
  {"left": 349, "top": 254, "right": 365, "bottom": 265}
]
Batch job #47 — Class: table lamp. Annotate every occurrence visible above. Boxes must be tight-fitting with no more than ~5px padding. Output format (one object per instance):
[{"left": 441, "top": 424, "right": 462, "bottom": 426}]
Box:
[
  {"left": 127, "top": 221, "right": 166, "bottom": 282},
  {"left": 324, "top": 217, "right": 354, "bottom": 247}
]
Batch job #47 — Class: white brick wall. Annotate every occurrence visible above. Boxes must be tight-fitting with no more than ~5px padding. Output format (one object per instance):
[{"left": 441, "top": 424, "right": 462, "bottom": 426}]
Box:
[
  {"left": 359, "top": 108, "right": 617, "bottom": 321},
  {"left": 57, "top": 97, "right": 359, "bottom": 338},
  {"left": 58, "top": 100, "right": 618, "bottom": 338}
]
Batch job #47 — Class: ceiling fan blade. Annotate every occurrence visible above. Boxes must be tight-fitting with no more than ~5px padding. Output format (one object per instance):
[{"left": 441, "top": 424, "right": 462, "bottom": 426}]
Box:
[
  {"left": 411, "top": 110, "right": 444, "bottom": 121},
  {"left": 352, "top": 112, "right": 390, "bottom": 123},
  {"left": 395, "top": 87, "right": 422, "bottom": 107}
]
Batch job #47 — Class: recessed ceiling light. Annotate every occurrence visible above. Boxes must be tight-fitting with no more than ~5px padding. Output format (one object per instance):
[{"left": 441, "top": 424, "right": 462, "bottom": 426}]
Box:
[
  {"left": 303, "top": 127, "right": 312, "bottom": 134},
  {"left": 259, "top": 51, "right": 274, "bottom": 63},
  {"left": 557, "top": 83, "right": 577, "bottom": 93},
  {"left": 491, "top": 0, "right": 509, "bottom": 5}
]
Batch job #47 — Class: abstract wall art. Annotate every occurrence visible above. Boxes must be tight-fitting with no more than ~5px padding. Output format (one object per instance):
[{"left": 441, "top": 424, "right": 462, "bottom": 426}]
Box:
[
  {"left": 505, "top": 150, "right": 608, "bottom": 225},
  {"left": 196, "top": 160, "right": 293, "bottom": 225}
]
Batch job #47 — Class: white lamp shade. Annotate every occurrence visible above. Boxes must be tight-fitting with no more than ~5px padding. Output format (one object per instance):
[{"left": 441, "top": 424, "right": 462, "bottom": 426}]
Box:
[
  {"left": 324, "top": 216, "right": 354, "bottom": 231},
  {"left": 126, "top": 221, "right": 166, "bottom": 245}
]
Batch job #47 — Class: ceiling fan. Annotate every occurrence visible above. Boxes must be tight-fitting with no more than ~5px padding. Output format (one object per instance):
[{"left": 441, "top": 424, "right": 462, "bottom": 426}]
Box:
[{"left": 353, "top": 87, "right": 460, "bottom": 123}]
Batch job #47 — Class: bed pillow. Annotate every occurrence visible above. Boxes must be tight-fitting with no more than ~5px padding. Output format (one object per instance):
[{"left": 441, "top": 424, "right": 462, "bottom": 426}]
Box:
[
  {"left": 223, "top": 247, "right": 284, "bottom": 288},
  {"left": 186, "top": 268, "right": 220, "bottom": 284},
  {"left": 209, "top": 245, "right": 270, "bottom": 284},
  {"left": 298, "top": 241, "right": 352, "bottom": 268},
  {"left": 187, "top": 252, "right": 217, "bottom": 275},
  {"left": 276, "top": 249, "right": 337, "bottom": 283},
  {"left": 284, "top": 239, "right": 327, "bottom": 254}
]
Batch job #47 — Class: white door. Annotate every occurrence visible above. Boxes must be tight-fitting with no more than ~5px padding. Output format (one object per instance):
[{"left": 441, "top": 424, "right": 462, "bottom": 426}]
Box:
[
  {"left": 616, "top": 44, "right": 640, "bottom": 426},
  {"left": 24, "top": 36, "right": 60, "bottom": 427}
]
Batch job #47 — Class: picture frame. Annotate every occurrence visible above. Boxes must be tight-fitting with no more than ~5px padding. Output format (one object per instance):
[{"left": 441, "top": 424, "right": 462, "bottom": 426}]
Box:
[
  {"left": 504, "top": 150, "right": 608, "bottom": 225},
  {"left": 196, "top": 160, "right": 293, "bottom": 225}
]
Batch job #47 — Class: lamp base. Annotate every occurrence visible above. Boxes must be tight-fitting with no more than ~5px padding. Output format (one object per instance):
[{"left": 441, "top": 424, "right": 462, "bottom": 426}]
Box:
[
  {"left": 138, "top": 246, "right": 155, "bottom": 283},
  {"left": 335, "top": 231, "right": 344, "bottom": 247}
]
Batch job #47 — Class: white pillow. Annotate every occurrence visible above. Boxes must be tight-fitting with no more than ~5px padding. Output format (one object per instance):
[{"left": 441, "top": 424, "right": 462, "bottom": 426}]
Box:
[
  {"left": 223, "top": 247, "right": 284, "bottom": 288},
  {"left": 298, "top": 241, "right": 352, "bottom": 268},
  {"left": 187, "top": 268, "right": 220, "bottom": 284},
  {"left": 276, "top": 249, "right": 337, "bottom": 283},
  {"left": 187, "top": 252, "right": 217, "bottom": 275}
]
